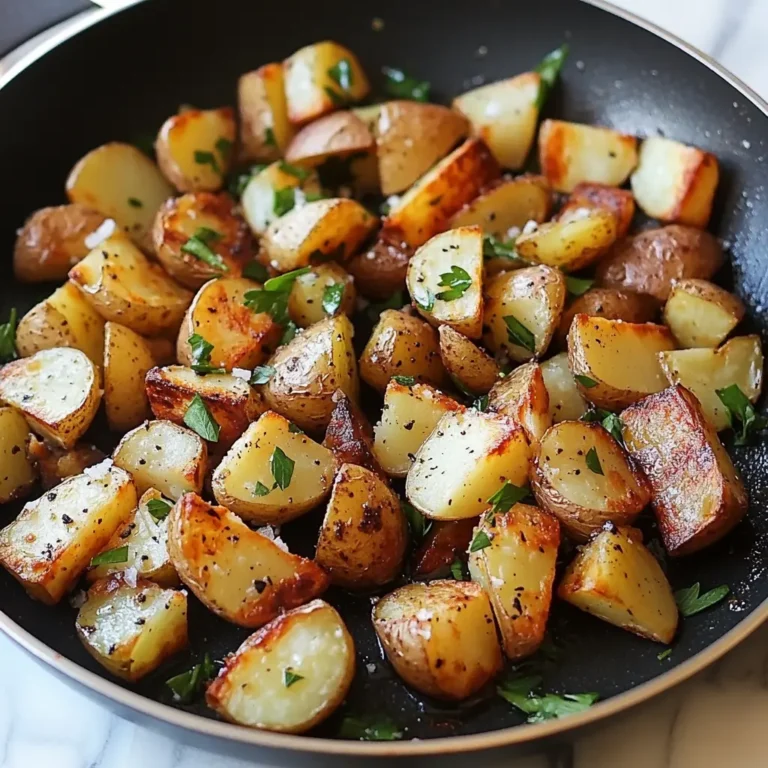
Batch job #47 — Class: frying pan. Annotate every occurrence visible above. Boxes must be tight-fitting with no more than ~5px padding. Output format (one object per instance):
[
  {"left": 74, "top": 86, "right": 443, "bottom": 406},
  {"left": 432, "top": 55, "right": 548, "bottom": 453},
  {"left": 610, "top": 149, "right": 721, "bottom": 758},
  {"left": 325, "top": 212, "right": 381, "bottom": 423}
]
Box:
[{"left": 1, "top": 0, "right": 767, "bottom": 763}]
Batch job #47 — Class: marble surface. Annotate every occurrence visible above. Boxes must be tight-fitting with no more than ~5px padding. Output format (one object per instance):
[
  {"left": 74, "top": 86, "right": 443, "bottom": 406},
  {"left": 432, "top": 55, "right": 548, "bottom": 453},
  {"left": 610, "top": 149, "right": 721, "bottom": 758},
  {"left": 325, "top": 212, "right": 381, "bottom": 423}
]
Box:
[{"left": 2, "top": 0, "right": 768, "bottom": 766}]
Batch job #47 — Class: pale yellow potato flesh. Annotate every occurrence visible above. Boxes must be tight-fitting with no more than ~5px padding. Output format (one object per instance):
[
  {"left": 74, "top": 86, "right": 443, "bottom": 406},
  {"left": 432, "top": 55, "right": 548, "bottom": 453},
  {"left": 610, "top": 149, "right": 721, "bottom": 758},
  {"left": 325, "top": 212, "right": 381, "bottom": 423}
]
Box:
[
  {"left": 0, "top": 407, "right": 37, "bottom": 504},
  {"left": 540, "top": 352, "right": 588, "bottom": 423},
  {"left": 487, "top": 361, "right": 552, "bottom": 443},
  {"left": 287, "top": 262, "right": 356, "bottom": 327}
]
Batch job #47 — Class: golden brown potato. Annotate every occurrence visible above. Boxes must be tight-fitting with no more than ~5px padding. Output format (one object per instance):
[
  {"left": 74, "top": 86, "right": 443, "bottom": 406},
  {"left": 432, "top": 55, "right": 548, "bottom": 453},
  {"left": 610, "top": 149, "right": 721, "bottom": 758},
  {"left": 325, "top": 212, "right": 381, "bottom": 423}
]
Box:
[
  {"left": 287, "top": 262, "right": 356, "bottom": 327},
  {"left": 631, "top": 136, "right": 719, "bottom": 227},
  {"left": 438, "top": 325, "right": 500, "bottom": 395},
  {"left": 0, "top": 408, "right": 36, "bottom": 504},
  {"left": 468, "top": 504, "right": 560, "bottom": 659},
  {"left": 14, "top": 204, "right": 107, "bottom": 283},
  {"left": 285, "top": 110, "right": 373, "bottom": 165},
  {"left": 559, "top": 524, "right": 678, "bottom": 643},
  {"left": 322, "top": 390, "right": 382, "bottom": 476},
  {"left": 345, "top": 236, "right": 412, "bottom": 300},
  {"left": 559, "top": 182, "right": 635, "bottom": 239},
  {"left": 488, "top": 362, "right": 552, "bottom": 443},
  {"left": 359, "top": 309, "right": 446, "bottom": 393},
  {"left": 596, "top": 225, "right": 724, "bottom": 302},
  {"left": 373, "top": 580, "right": 502, "bottom": 700},
  {"left": 27, "top": 436, "right": 105, "bottom": 490},
  {"left": 168, "top": 492, "right": 329, "bottom": 627},
  {"left": 540, "top": 352, "right": 588, "bottom": 423},
  {"left": 622, "top": 385, "right": 748, "bottom": 556},
  {"left": 412, "top": 519, "right": 476, "bottom": 577},
  {"left": 206, "top": 600, "right": 354, "bottom": 733},
  {"left": 568, "top": 314, "right": 676, "bottom": 410}
]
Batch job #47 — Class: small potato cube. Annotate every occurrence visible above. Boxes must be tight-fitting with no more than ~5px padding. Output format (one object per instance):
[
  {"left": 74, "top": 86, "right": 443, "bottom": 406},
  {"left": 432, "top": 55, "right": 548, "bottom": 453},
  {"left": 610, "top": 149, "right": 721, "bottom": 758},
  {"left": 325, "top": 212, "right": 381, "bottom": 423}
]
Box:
[
  {"left": 206, "top": 600, "right": 354, "bottom": 733},
  {"left": 559, "top": 182, "right": 635, "bottom": 239},
  {"left": 406, "top": 410, "right": 530, "bottom": 520},
  {"left": 0, "top": 466, "right": 137, "bottom": 604},
  {"left": 112, "top": 420, "right": 207, "bottom": 500},
  {"left": 631, "top": 136, "right": 719, "bottom": 227},
  {"left": 76, "top": 576, "right": 187, "bottom": 681},
  {"left": 287, "top": 262, "right": 356, "bottom": 327},
  {"left": 468, "top": 504, "right": 560, "bottom": 659},
  {"left": 438, "top": 325, "right": 500, "bottom": 395},
  {"left": 488, "top": 361, "right": 551, "bottom": 443},
  {"left": 540, "top": 352, "right": 588, "bottom": 423},
  {"left": 0, "top": 407, "right": 37, "bottom": 503},
  {"left": 622, "top": 385, "right": 748, "bottom": 556},
  {"left": 538, "top": 119, "right": 638, "bottom": 192},
  {"left": 322, "top": 390, "right": 382, "bottom": 476}
]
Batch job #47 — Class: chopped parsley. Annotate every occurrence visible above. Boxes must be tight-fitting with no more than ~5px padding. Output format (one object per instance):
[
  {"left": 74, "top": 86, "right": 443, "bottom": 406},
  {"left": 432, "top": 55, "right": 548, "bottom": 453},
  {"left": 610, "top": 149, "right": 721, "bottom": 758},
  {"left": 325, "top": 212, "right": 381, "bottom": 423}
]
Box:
[
  {"left": 146, "top": 498, "right": 172, "bottom": 522},
  {"left": 166, "top": 653, "right": 216, "bottom": 703},
  {"left": 187, "top": 334, "right": 226, "bottom": 375},
  {"left": 487, "top": 481, "right": 529, "bottom": 515},
  {"left": 585, "top": 446, "right": 603, "bottom": 475},
  {"left": 436, "top": 265, "right": 473, "bottom": 302},
  {"left": 243, "top": 266, "right": 311, "bottom": 329},
  {"left": 482, "top": 234, "right": 526, "bottom": 266},
  {"left": 127, "top": 197, "right": 143, "bottom": 208},
  {"left": 0, "top": 308, "right": 18, "bottom": 364},
  {"left": 392, "top": 375, "right": 416, "bottom": 387},
  {"left": 581, "top": 408, "right": 625, "bottom": 445},
  {"left": 382, "top": 66, "right": 430, "bottom": 102},
  {"left": 250, "top": 365, "right": 275, "bottom": 385},
  {"left": 90, "top": 545, "right": 129, "bottom": 567},
  {"left": 565, "top": 275, "right": 595, "bottom": 297},
  {"left": 242, "top": 260, "right": 269, "bottom": 282},
  {"left": 473, "top": 394, "right": 490, "bottom": 412},
  {"left": 283, "top": 667, "right": 304, "bottom": 687},
  {"left": 450, "top": 557, "right": 468, "bottom": 581},
  {"left": 402, "top": 499, "right": 431, "bottom": 543},
  {"left": 503, "top": 315, "right": 536, "bottom": 353},
  {"left": 574, "top": 374, "right": 598, "bottom": 388},
  {"left": 273, "top": 187, "right": 297, "bottom": 217},
  {"left": 339, "top": 715, "right": 403, "bottom": 741},
  {"left": 270, "top": 446, "right": 295, "bottom": 490},
  {"left": 215, "top": 136, "right": 233, "bottom": 160},
  {"left": 183, "top": 394, "right": 220, "bottom": 442},
  {"left": 469, "top": 529, "right": 492, "bottom": 553},
  {"left": 180, "top": 227, "right": 227, "bottom": 272},
  {"left": 322, "top": 283, "right": 345, "bottom": 316},
  {"left": 533, "top": 43, "right": 569, "bottom": 109},
  {"left": 325, "top": 58, "right": 354, "bottom": 104},
  {"left": 253, "top": 481, "right": 271, "bottom": 497},
  {"left": 264, "top": 127, "right": 277, "bottom": 147},
  {"left": 412, "top": 285, "right": 435, "bottom": 312},
  {"left": 498, "top": 673, "right": 598, "bottom": 722},
  {"left": 716, "top": 384, "right": 768, "bottom": 445},
  {"left": 194, "top": 149, "right": 221, "bottom": 174},
  {"left": 278, "top": 161, "right": 311, "bottom": 181},
  {"left": 674, "top": 583, "right": 730, "bottom": 617},
  {"left": 657, "top": 648, "right": 672, "bottom": 661}
]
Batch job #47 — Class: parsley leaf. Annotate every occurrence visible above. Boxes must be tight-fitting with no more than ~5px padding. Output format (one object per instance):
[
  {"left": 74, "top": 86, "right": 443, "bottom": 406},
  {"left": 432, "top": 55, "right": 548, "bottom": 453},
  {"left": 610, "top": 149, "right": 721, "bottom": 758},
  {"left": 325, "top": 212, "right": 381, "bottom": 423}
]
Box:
[
  {"left": 450, "top": 557, "right": 468, "bottom": 581},
  {"left": 487, "top": 481, "right": 529, "bottom": 515},
  {"left": 0, "top": 308, "right": 18, "bottom": 364},
  {"left": 127, "top": 197, "right": 143, "bottom": 208},
  {"left": 264, "top": 127, "right": 277, "bottom": 147},
  {"left": 181, "top": 227, "right": 227, "bottom": 272},
  {"left": 278, "top": 161, "right": 310, "bottom": 181},
  {"left": 253, "top": 481, "right": 271, "bottom": 497},
  {"left": 90, "top": 545, "right": 129, "bottom": 566},
  {"left": 497, "top": 672, "right": 598, "bottom": 722},
  {"left": 382, "top": 66, "right": 430, "bottom": 102},
  {"left": 322, "top": 283, "right": 345, "bottom": 315},
  {"left": 482, "top": 234, "right": 526, "bottom": 266},
  {"left": 288, "top": 422, "right": 304, "bottom": 434},
  {"left": 581, "top": 408, "right": 625, "bottom": 445},
  {"left": 503, "top": 315, "right": 536, "bottom": 353},
  {"left": 657, "top": 648, "right": 672, "bottom": 661},
  {"left": 146, "top": 498, "right": 172, "bottom": 522},
  {"left": 273, "top": 187, "right": 297, "bottom": 217},
  {"left": 402, "top": 499, "right": 431, "bottom": 543},
  {"left": 674, "top": 583, "right": 730, "bottom": 617},
  {"left": 412, "top": 285, "right": 435, "bottom": 312},
  {"left": 716, "top": 384, "right": 768, "bottom": 445},
  {"left": 534, "top": 43, "right": 569, "bottom": 109},
  {"left": 574, "top": 374, "right": 598, "bottom": 388},
  {"left": 565, "top": 275, "right": 595, "bottom": 297},
  {"left": 473, "top": 394, "right": 490, "bottom": 412},
  {"left": 166, "top": 653, "right": 216, "bottom": 704},
  {"left": 283, "top": 667, "right": 304, "bottom": 687},
  {"left": 250, "top": 365, "right": 275, "bottom": 385},
  {"left": 242, "top": 260, "right": 269, "bottom": 282},
  {"left": 585, "top": 446, "right": 603, "bottom": 475},
  {"left": 183, "top": 394, "right": 220, "bottom": 442},
  {"left": 328, "top": 58, "right": 354, "bottom": 91},
  {"left": 270, "top": 446, "right": 295, "bottom": 490},
  {"left": 187, "top": 334, "right": 226, "bottom": 375},
  {"left": 469, "top": 529, "right": 492, "bottom": 553},
  {"left": 228, "top": 163, "right": 267, "bottom": 199},
  {"left": 435, "top": 265, "right": 472, "bottom": 302},
  {"left": 392, "top": 375, "right": 416, "bottom": 387},
  {"left": 243, "top": 266, "right": 311, "bottom": 327},
  {"left": 194, "top": 149, "right": 221, "bottom": 175},
  {"left": 280, "top": 321, "right": 299, "bottom": 346},
  {"left": 339, "top": 715, "right": 403, "bottom": 741},
  {"left": 215, "top": 136, "right": 233, "bottom": 159}
]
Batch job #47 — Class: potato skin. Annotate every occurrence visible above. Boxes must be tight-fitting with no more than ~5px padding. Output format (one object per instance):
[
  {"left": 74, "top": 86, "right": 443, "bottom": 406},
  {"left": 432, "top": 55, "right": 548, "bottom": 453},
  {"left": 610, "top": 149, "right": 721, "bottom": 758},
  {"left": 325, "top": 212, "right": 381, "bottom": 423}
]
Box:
[
  {"left": 287, "top": 262, "right": 356, "bottom": 328},
  {"left": 285, "top": 109, "right": 374, "bottom": 165},
  {"left": 346, "top": 236, "right": 412, "bottom": 300},
  {"left": 438, "top": 325, "right": 500, "bottom": 395},
  {"left": 322, "top": 390, "right": 383, "bottom": 476},
  {"left": 487, "top": 361, "right": 552, "bottom": 443},
  {"left": 412, "top": 519, "right": 476, "bottom": 577},
  {"left": 559, "top": 182, "right": 635, "bottom": 239}
]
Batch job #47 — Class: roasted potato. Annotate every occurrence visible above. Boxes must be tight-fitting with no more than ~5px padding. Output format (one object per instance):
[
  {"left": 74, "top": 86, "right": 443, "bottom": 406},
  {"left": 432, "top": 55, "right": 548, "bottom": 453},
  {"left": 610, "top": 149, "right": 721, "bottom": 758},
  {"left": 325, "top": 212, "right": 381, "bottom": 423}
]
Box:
[
  {"left": 373, "top": 580, "right": 502, "bottom": 700},
  {"left": 144, "top": 336, "right": 176, "bottom": 366},
  {"left": 359, "top": 309, "right": 446, "bottom": 393},
  {"left": 631, "top": 136, "right": 719, "bottom": 227},
  {"left": 285, "top": 110, "right": 373, "bottom": 166},
  {"left": 488, "top": 362, "right": 552, "bottom": 443},
  {"left": 14, "top": 204, "right": 107, "bottom": 283},
  {"left": 16, "top": 281, "right": 105, "bottom": 365},
  {"left": 76, "top": 575, "right": 187, "bottom": 681},
  {"left": 346, "top": 237, "right": 412, "bottom": 301},
  {"left": 540, "top": 352, "right": 588, "bottom": 423},
  {"left": 27, "top": 436, "right": 105, "bottom": 490},
  {"left": 412, "top": 518, "right": 476, "bottom": 577},
  {"left": 568, "top": 314, "right": 676, "bottom": 410},
  {"left": 287, "top": 262, "right": 356, "bottom": 327},
  {"left": 406, "top": 226, "right": 484, "bottom": 338},
  {"left": 0, "top": 465, "right": 136, "bottom": 604},
  {"left": 559, "top": 524, "right": 678, "bottom": 643},
  {"left": 622, "top": 385, "right": 748, "bottom": 556},
  {"left": 468, "top": 504, "right": 560, "bottom": 659},
  {"left": 559, "top": 182, "right": 635, "bottom": 239},
  {"left": 168, "top": 492, "right": 329, "bottom": 627},
  {"left": 596, "top": 225, "right": 724, "bottom": 302},
  {"left": 206, "top": 600, "right": 354, "bottom": 733},
  {"left": 538, "top": 119, "right": 638, "bottom": 192},
  {"left": 453, "top": 73, "right": 541, "bottom": 169},
  {"left": 323, "top": 390, "right": 382, "bottom": 476},
  {"left": 0, "top": 347, "right": 101, "bottom": 449},
  {"left": 438, "top": 325, "right": 500, "bottom": 395},
  {"left": 0, "top": 408, "right": 36, "bottom": 503},
  {"left": 263, "top": 314, "right": 359, "bottom": 432},
  {"left": 212, "top": 411, "right": 336, "bottom": 524},
  {"left": 658, "top": 335, "right": 763, "bottom": 431},
  {"left": 483, "top": 265, "right": 567, "bottom": 362},
  {"left": 112, "top": 420, "right": 207, "bottom": 500},
  {"left": 406, "top": 409, "right": 530, "bottom": 520}
]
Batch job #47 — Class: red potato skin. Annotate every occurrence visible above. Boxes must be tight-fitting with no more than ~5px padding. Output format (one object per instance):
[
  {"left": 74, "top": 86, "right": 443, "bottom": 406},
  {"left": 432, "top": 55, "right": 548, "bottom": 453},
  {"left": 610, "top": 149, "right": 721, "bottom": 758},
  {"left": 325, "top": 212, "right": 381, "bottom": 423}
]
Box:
[{"left": 412, "top": 519, "right": 477, "bottom": 576}]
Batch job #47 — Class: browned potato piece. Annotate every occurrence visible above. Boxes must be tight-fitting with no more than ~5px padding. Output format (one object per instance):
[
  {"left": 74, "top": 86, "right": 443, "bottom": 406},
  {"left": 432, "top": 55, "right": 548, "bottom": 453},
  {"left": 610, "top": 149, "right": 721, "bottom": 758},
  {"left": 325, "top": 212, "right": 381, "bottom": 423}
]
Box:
[
  {"left": 631, "top": 136, "right": 719, "bottom": 227},
  {"left": 315, "top": 464, "right": 407, "bottom": 589},
  {"left": 622, "top": 385, "right": 748, "bottom": 556},
  {"left": 151, "top": 192, "right": 251, "bottom": 288},
  {"left": 287, "top": 262, "right": 356, "bottom": 327},
  {"left": 346, "top": 237, "right": 412, "bottom": 300},
  {"left": 373, "top": 580, "right": 502, "bottom": 700},
  {"left": 568, "top": 314, "right": 676, "bottom": 410},
  {"left": 438, "top": 325, "right": 499, "bottom": 395},
  {"left": 540, "top": 353, "right": 588, "bottom": 423},
  {"left": 596, "top": 225, "right": 724, "bottom": 302},
  {"left": 559, "top": 182, "right": 635, "bottom": 239},
  {"left": 0, "top": 408, "right": 36, "bottom": 503},
  {"left": 144, "top": 336, "right": 176, "bottom": 366},
  {"left": 27, "top": 436, "right": 105, "bottom": 490},
  {"left": 359, "top": 309, "right": 446, "bottom": 393},
  {"left": 14, "top": 204, "right": 107, "bottom": 283},
  {"left": 285, "top": 110, "right": 373, "bottom": 165},
  {"left": 488, "top": 362, "right": 551, "bottom": 443},
  {"left": 531, "top": 421, "right": 651, "bottom": 540},
  {"left": 412, "top": 519, "right": 476, "bottom": 577},
  {"left": 322, "top": 390, "right": 382, "bottom": 477}
]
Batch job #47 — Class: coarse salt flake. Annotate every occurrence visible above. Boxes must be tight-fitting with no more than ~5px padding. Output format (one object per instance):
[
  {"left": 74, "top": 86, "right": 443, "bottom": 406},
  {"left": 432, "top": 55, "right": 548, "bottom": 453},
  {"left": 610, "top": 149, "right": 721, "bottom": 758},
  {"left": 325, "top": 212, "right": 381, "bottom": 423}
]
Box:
[
  {"left": 84, "top": 458, "right": 114, "bottom": 479},
  {"left": 522, "top": 219, "right": 539, "bottom": 235},
  {"left": 84, "top": 218, "right": 117, "bottom": 249}
]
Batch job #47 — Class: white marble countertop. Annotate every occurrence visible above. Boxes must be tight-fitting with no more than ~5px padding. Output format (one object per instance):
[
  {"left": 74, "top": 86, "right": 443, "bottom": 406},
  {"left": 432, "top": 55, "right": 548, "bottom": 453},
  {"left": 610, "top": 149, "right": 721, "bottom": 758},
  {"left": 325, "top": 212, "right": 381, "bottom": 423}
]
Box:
[{"left": 3, "top": 1, "right": 768, "bottom": 766}]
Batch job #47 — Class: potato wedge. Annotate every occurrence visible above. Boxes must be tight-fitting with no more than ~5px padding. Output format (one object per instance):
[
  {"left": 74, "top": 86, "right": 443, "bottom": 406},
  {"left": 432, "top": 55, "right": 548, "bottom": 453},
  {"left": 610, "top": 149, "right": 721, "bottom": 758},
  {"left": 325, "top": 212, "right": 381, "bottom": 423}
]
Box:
[
  {"left": 631, "top": 136, "right": 719, "bottom": 227},
  {"left": 488, "top": 362, "right": 551, "bottom": 443},
  {"left": 373, "top": 580, "right": 502, "bottom": 700},
  {"left": 412, "top": 519, "right": 476, "bottom": 577},
  {"left": 263, "top": 315, "right": 359, "bottom": 432},
  {"left": 531, "top": 421, "right": 651, "bottom": 540},
  {"left": 406, "top": 410, "right": 530, "bottom": 520},
  {"left": 568, "top": 314, "right": 676, "bottom": 410},
  {"left": 559, "top": 182, "right": 635, "bottom": 239},
  {"left": 540, "top": 352, "right": 588, "bottom": 423},
  {"left": 285, "top": 110, "right": 373, "bottom": 166},
  {"left": 206, "top": 600, "right": 354, "bottom": 733},
  {"left": 287, "top": 262, "right": 356, "bottom": 327},
  {"left": 438, "top": 325, "right": 499, "bottom": 395},
  {"left": 77, "top": 575, "right": 187, "bottom": 680},
  {"left": 66, "top": 142, "right": 174, "bottom": 248},
  {"left": 468, "top": 504, "right": 560, "bottom": 659},
  {"left": 168, "top": 493, "right": 329, "bottom": 627},
  {"left": 346, "top": 237, "right": 412, "bottom": 300},
  {"left": 112, "top": 420, "right": 207, "bottom": 500},
  {"left": 359, "top": 309, "right": 446, "bottom": 393},
  {"left": 658, "top": 335, "right": 763, "bottom": 431},
  {"left": 596, "top": 225, "right": 724, "bottom": 302},
  {"left": 453, "top": 73, "right": 541, "bottom": 169},
  {"left": 622, "top": 385, "right": 748, "bottom": 556},
  {"left": 211, "top": 411, "right": 336, "bottom": 524},
  {"left": 323, "top": 390, "right": 382, "bottom": 476},
  {"left": 0, "top": 347, "right": 101, "bottom": 449},
  {"left": 483, "top": 265, "right": 567, "bottom": 362},
  {"left": 27, "top": 436, "right": 105, "bottom": 490},
  {"left": 0, "top": 408, "right": 36, "bottom": 503},
  {"left": 16, "top": 281, "right": 105, "bottom": 365},
  {"left": 558, "top": 524, "right": 678, "bottom": 643},
  {"left": 14, "top": 204, "right": 107, "bottom": 283},
  {"left": 0, "top": 465, "right": 136, "bottom": 604},
  {"left": 382, "top": 138, "right": 500, "bottom": 248},
  {"left": 538, "top": 119, "right": 638, "bottom": 192}
]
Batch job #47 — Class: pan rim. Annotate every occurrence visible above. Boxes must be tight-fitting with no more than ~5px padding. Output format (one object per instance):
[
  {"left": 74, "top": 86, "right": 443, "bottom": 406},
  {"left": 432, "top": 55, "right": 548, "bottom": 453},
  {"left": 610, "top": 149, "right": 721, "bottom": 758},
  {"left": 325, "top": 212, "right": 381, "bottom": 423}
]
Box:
[{"left": 1, "top": 0, "right": 767, "bottom": 756}]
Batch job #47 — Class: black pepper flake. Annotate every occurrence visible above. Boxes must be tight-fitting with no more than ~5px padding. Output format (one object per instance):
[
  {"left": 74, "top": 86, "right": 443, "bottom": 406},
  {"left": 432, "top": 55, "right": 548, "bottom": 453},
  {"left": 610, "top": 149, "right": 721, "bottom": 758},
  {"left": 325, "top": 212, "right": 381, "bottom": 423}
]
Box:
[
  {"left": 61, "top": 514, "right": 73, "bottom": 525},
  {"left": 253, "top": 579, "right": 268, "bottom": 593}
]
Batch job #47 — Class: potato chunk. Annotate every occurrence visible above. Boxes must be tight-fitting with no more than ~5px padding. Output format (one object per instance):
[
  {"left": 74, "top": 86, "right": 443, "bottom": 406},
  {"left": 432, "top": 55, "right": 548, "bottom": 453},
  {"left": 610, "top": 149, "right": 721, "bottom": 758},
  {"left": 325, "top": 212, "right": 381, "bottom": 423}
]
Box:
[
  {"left": 559, "top": 525, "right": 678, "bottom": 643},
  {"left": 0, "top": 347, "right": 101, "bottom": 449},
  {"left": 322, "top": 390, "right": 382, "bottom": 476},
  {"left": 540, "top": 352, "right": 588, "bottom": 423},
  {"left": 468, "top": 504, "right": 560, "bottom": 659},
  {"left": 531, "top": 421, "right": 651, "bottom": 540},
  {"left": 112, "top": 420, "right": 207, "bottom": 500},
  {"left": 0, "top": 466, "right": 136, "bottom": 604},
  {"left": 168, "top": 493, "right": 329, "bottom": 627},
  {"left": 373, "top": 580, "right": 502, "bottom": 700},
  {"left": 406, "top": 410, "right": 530, "bottom": 520},
  {"left": 346, "top": 236, "right": 412, "bottom": 300},
  {"left": 285, "top": 110, "right": 374, "bottom": 169},
  {"left": 622, "top": 385, "right": 748, "bottom": 556},
  {"left": 568, "top": 314, "right": 675, "bottom": 410},
  {"left": 206, "top": 600, "right": 354, "bottom": 733},
  {"left": 0, "top": 408, "right": 36, "bottom": 503},
  {"left": 212, "top": 411, "right": 336, "bottom": 525},
  {"left": 27, "top": 437, "right": 104, "bottom": 490},
  {"left": 438, "top": 325, "right": 500, "bottom": 395},
  {"left": 559, "top": 182, "right": 635, "bottom": 239},
  {"left": 287, "top": 262, "right": 356, "bottom": 328},
  {"left": 488, "top": 362, "right": 551, "bottom": 443},
  {"left": 412, "top": 519, "right": 476, "bottom": 577},
  {"left": 77, "top": 576, "right": 187, "bottom": 680}
]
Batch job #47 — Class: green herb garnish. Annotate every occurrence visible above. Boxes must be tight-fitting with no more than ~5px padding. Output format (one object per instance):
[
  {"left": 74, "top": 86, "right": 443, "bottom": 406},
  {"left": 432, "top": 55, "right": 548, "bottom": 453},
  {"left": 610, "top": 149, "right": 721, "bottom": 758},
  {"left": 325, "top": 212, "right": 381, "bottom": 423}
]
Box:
[
  {"left": 450, "top": 557, "right": 468, "bottom": 581},
  {"left": 392, "top": 375, "right": 416, "bottom": 387},
  {"left": 574, "top": 374, "right": 598, "bottom": 389},
  {"left": 264, "top": 127, "right": 277, "bottom": 147},
  {"left": 90, "top": 545, "right": 129, "bottom": 567},
  {"left": 328, "top": 58, "right": 354, "bottom": 91},
  {"left": 0, "top": 308, "right": 18, "bottom": 364},
  {"left": 322, "top": 283, "right": 345, "bottom": 316},
  {"left": 585, "top": 447, "right": 603, "bottom": 475},
  {"left": 482, "top": 234, "right": 526, "bottom": 265},
  {"left": 674, "top": 583, "right": 730, "bottom": 617},
  {"left": 270, "top": 446, "right": 295, "bottom": 490},
  {"left": 181, "top": 227, "right": 227, "bottom": 272},
  {"left": 183, "top": 394, "right": 221, "bottom": 442},
  {"left": 503, "top": 315, "right": 536, "bottom": 353},
  {"left": 146, "top": 498, "right": 172, "bottom": 522},
  {"left": 469, "top": 530, "right": 492, "bottom": 553},
  {"left": 487, "top": 481, "right": 529, "bottom": 515},
  {"left": 498, "top": 673, "right": 598, "bottom": 722},
  {"left": 166, "top": 653, "right": 216, "bottom": 704},
  {"left": 657, "top": 648, "right": 672, "bottom": 661},
  {"left": 534, "top": 43, "right": 569, "bottom": 109},
  {"left": 435, "top": 265, "right": 473, "bottom": 302},
  {"left": 382, "top": 66, "right": 430, "bottom": 101},
  {"left": 250, "top": 365, "right": 275, "bottom": 385},
  {"left": 215, "top": 136, "right": 233, "bottom": 160},
  {"left": 565, "top": 275, "right": 594, "bottom": 297},
  {"left": 473, "top": 394, "right": 490, "bottom": 412},
  {"left": 228, "top": 163, "right": 267, "bottom": 198},
  {"left": 243, "top": 266, "right": 312, "bottom": 327},
  {"left": 288, "top": 422, "right": 304, "bottom": 434},
  {"left": 283, "top": 667, "right": 304, "bottom": 688},
  {"left": 253, "top": 481, "right": 271, "bottom": 497},
  {"left": 412, "top": 285, "right": 435, "bottom": 313},
  {"left": 278, "top": 161, "right": 310, "bottom": 181},
  {"left": 194, "top": 149, "right": 221, "bottom": 174},
  {"left": 716, "top": 384, "right": 768, "bottom": 445},
  {"left": 339, "top": 715, "right": 403, "bottom": 741},
  {"left": 581, "top": 408, "right": 625, "bottom": 445},
  {"left": 243, "top": 260, "right": 269, "bottom": 282},
  {"left": 187, "top": 334, "right": 226, "bottom": 375},
  {"left": 273, "top": 187, "right": 297, "bottom": 217},
  {"left": 402, "top": 499, "right": 431, "bottom": 543},
  {"left": 127, "top": 197, "right": 143, "bottom": 208}
]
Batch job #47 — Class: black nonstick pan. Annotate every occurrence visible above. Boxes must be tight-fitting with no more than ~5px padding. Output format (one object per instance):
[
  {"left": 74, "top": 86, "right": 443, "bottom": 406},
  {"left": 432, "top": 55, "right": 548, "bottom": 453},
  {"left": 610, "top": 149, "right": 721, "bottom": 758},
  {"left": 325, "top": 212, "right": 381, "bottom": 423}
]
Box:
[{"left": 1, "top": 0, "right": 767, "bottom": 763}]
